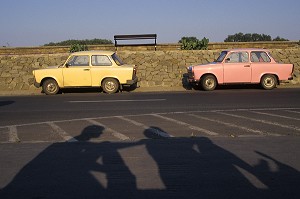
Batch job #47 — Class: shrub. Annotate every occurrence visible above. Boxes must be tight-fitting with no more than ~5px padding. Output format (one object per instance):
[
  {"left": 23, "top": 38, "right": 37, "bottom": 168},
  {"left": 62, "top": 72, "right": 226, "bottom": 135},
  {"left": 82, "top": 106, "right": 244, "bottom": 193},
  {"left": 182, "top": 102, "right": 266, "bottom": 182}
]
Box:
[
  {"left": 179, "top": 37, "right": 209, "bottom": 50},
  {"left": 69, "top": 44, "right": 88, "bottom": 53}
]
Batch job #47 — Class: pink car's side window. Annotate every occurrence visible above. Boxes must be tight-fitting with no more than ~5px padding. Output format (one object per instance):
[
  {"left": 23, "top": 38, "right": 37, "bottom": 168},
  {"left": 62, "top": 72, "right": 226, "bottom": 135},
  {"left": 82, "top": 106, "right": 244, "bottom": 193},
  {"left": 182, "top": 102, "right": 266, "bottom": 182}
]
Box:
[
  {"left": 251, "top": 52, "right": 271, "bottom": 62},
  {"left": 225, "top": 52, "right": 249, "bottom": 63}
]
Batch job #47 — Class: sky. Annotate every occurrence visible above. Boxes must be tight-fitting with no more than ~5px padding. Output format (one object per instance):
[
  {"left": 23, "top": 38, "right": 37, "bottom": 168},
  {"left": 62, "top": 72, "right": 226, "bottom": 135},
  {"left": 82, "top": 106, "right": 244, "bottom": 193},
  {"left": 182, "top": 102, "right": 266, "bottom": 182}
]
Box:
[{"left": 1, "top": 0, "right": 300, "bottom": 47}]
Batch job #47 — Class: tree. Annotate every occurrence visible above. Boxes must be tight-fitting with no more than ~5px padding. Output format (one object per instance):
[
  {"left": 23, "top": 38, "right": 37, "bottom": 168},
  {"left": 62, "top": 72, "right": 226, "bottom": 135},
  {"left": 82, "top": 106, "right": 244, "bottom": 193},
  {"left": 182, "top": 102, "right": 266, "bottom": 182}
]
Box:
[
  {"left": 273, "top": 36, "right": 289, "bottom": 41},
  {"left": 44, "top": 38, "right": 113, "bottom": 46},
  {"left": 224, "top": 33, "right": 288, "bottom": 42}
]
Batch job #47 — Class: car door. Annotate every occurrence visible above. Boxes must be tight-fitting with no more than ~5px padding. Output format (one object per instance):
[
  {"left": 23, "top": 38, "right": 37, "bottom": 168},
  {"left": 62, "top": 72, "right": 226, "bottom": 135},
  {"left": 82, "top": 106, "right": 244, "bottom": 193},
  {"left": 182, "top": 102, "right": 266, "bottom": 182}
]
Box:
[
  {"left": 90, "top": 55, "right": 113, "bottom": 86},
  {"left": 223, "top": 51, "right": 251, "bottom": 83},
  {"left": 62, "top": 55, "right": 92, "bottom": 87}
]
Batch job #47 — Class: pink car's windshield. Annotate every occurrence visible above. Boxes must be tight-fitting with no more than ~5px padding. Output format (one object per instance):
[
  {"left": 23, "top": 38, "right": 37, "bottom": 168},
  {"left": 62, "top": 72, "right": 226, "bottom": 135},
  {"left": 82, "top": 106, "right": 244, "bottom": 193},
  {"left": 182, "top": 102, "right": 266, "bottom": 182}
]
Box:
[{"left": 216, "top": 51, "right": 228, "bottom": 62}]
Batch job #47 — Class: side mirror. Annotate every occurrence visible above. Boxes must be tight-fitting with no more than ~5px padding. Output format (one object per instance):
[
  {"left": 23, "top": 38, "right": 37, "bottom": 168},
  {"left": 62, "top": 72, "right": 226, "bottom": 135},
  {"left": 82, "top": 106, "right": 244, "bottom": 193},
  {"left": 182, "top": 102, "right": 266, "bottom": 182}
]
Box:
[
  {"left": 65, "top": 63, "right": 70, "bottom": 68},
  {"left": 225, "top": 58, "right": 230, "bottom": 63}
]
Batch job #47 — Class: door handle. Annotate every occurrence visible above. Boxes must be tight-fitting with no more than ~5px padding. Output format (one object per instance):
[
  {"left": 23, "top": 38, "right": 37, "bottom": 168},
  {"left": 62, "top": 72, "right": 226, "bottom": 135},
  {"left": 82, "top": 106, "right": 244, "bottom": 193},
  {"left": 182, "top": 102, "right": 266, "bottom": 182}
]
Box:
[
  {"left": 244, "top": 65, "right": 250, "bottom": 67},
  {"left": 83, "top": 69, "right": 90, "bottom": 71}
]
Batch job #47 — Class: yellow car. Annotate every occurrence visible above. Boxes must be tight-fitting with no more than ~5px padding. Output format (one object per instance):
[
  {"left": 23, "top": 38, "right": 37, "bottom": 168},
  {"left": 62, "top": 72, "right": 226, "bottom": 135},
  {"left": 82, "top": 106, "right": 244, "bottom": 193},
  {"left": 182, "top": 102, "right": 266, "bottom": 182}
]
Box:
[{"left": 33, "top": 51, "right": 138, "bottom": 95}]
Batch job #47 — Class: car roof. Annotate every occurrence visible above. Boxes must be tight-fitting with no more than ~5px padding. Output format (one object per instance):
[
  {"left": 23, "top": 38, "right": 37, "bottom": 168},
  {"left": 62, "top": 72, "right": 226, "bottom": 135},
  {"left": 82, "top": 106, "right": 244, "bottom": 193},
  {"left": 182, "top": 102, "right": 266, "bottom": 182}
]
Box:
[
  {"left": 224, "top": 48, "right": 270, "bottom": 52},
  {"left": 71, "top": 50, "right": 115, "bottom": 56}
]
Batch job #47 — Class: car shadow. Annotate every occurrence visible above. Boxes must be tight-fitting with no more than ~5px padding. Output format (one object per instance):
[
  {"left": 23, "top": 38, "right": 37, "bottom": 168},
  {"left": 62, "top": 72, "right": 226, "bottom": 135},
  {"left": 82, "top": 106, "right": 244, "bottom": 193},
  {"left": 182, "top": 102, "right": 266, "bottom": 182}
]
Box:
[
  {"left": 60, "top": 87, "right": 103, "bottom": 94},
  {"left": 57, "top": 84, "right": 138, "bottom": 94},
  {"left": 0, "top": 100, "right": 14, "bottom": 107}
]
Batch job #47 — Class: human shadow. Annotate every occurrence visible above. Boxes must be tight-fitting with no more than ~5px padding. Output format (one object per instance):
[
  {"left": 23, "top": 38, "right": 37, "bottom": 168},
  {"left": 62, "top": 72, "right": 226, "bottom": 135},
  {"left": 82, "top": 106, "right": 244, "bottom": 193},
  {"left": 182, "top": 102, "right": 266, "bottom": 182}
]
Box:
[
  {"left": 1, "top": 125, "right": 299, "bottom": 199},
  {"left": 0, "top": 125, "right": 140, "bottom": 199},
  {"left": 143, "top": 127, "right": 300, "bottom": 199},
  {"left": 143, "top": 127, "right": 258, "bottom": 198},
  {"left": 253, "top": 151, "right": 300, "bottom": 199}
]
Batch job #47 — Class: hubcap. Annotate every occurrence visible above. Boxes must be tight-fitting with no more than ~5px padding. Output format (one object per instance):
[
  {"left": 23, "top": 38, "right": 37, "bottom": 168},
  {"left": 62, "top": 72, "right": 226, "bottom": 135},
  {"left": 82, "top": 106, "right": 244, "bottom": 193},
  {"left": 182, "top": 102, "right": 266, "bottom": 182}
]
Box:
[
  {"left": 47, "top": 83, "right": 57, "bottom": 93},
  {"left": 105, "top": 81, "right": 116, "bottom": 91},
  {"left": 205, "top": 78, "right": 215, "bottom": 89},
  {"left": 264, "top": 77, "right": 274, "bottom": 88}
]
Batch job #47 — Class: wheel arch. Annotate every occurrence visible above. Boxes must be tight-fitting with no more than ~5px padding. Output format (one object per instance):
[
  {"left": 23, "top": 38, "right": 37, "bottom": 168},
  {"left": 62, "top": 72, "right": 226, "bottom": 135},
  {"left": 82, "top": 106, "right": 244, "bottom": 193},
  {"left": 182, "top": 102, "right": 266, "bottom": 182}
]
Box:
[
  {"left": 101, "top": 77, "right": 121, "bottom": 94},
  {"left": 200, "top": 73, "right": 219, "bottom": 84},
  {"left": 101, "top": 77, "right": 120, "bottom": 86},
  {"left": 41, "top": 77, "right": 61, "bottom": 87},
  {"left": 260, "top": 73, "right": 279, "bottom": 85}
]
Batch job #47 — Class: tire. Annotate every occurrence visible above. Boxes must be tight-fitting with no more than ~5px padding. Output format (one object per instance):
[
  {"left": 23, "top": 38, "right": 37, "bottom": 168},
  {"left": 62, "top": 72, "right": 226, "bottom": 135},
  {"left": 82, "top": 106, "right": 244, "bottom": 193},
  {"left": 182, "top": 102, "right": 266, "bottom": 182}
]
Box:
[
  {"left": 102, "top": 78, "right": 119, "bottom": 94},
  {"left": 261, "top": 74, "right": 277, "bottom": 90},
  {"left": 42, "top": 79, "right": 59, "bottom": 95},
  {"left": 201, "top": 75, "right": 217, "bottom": 91}
]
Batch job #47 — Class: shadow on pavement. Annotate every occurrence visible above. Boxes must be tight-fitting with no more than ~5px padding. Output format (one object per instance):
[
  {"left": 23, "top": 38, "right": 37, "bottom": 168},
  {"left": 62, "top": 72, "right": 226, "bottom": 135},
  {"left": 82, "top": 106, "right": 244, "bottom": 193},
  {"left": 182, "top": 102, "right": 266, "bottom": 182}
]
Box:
[
  {"left": 0, "top": 101, "right": 14, "bottom": 107},
  {"left": 0, "top": 125, "right": 299, "bottom": 199}
]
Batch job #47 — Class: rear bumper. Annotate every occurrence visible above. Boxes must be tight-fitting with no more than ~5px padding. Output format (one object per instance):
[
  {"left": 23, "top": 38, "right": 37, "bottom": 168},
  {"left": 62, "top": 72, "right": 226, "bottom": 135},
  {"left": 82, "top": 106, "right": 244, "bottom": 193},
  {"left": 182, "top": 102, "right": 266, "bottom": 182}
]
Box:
[{"left": 126, "top": 76, "right": 138, "bottom": 85}]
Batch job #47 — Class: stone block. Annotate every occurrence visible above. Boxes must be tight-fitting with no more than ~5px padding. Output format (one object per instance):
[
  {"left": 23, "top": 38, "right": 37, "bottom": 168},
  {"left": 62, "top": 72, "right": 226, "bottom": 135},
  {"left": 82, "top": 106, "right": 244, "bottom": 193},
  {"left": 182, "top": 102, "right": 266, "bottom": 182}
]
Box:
[{"left": 1, "top": 73, "right": 11, "bottom": 77}]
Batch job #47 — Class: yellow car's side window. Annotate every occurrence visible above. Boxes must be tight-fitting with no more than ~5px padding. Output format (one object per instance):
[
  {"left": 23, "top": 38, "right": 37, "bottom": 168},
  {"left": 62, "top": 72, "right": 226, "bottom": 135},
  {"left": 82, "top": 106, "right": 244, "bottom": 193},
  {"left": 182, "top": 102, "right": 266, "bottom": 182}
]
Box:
[
  {"left": 91, "top": 55, "right": 112, "bottom": 66},
  {"left": 67, "top": 55, "right": 89, "bottom": 66}
]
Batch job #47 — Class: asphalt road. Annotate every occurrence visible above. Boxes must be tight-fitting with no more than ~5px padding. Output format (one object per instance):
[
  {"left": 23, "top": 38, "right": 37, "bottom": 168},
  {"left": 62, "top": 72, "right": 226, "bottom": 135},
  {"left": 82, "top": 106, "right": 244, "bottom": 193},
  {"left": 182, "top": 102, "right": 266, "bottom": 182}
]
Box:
[{"left": 0, "top": 88, "right": 300, "bottom": 199}]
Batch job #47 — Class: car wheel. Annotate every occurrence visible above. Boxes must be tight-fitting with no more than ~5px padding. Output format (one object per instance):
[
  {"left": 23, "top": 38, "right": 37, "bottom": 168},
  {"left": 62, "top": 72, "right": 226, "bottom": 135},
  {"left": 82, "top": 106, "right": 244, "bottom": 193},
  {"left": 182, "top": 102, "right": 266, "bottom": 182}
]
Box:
[
  {"left": 42, "top": 79, "right": 59, "bottom": 95},
  {"left": 201, "top": 75, "right": 217, "bottom": 91},
  {"left": 261, "top": 74, "right": 277, "bottom": 90},
  {"left": 102, "top": 78, "right": 119, "bottom": 94}
]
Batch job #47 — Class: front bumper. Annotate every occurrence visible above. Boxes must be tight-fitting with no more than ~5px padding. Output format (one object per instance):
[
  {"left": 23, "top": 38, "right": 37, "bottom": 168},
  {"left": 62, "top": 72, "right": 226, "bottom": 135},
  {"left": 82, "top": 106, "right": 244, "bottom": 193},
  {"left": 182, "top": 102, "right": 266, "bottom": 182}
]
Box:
[
  {"left": 33, "top": 80, "right": 40, "bottom": 88},
  {"left": 188, "top": 78, "right": 198, "bottom": 83}
]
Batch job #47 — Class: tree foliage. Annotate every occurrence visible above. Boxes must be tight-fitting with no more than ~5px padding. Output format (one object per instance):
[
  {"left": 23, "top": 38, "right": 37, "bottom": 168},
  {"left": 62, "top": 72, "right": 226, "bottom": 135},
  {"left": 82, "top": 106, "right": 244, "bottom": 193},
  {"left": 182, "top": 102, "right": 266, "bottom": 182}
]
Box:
[
  {"left": 224, "top": 32, "right": 289, "bottom": 42},
  {"left": 179, "top": 37, "right": 209, "bottom": 50},
  {"left": 44, "top": 38, "right": 113, "bottom": 46},
  {"left": 272, "top": 36, "right": 289, "bottom": 41}
]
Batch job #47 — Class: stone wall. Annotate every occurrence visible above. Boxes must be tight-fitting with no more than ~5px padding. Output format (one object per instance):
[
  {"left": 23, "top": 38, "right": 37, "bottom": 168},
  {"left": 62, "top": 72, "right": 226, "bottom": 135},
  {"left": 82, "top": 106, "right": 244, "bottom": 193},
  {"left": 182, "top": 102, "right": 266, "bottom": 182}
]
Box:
[
  {"left": 0, "top": 49, "right": 299, "bottom": 91},
  {"left": 1, "top": 41, "right": 299, "bottom": 55}
]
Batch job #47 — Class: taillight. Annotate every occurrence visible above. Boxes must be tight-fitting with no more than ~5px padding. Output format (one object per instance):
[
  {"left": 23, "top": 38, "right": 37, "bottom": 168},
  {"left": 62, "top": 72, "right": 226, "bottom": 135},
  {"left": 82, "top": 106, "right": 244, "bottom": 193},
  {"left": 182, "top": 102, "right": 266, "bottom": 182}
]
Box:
[{"left": 133, "top": 66, "right": 137, "bottom": 79}]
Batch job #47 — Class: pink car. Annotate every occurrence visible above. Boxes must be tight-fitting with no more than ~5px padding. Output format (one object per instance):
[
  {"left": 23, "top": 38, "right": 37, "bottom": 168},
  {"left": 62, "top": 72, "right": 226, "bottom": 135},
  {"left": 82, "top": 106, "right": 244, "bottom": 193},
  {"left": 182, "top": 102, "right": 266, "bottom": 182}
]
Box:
[{"left": 187, "top": 48, "right": 294, "bottom": 91}]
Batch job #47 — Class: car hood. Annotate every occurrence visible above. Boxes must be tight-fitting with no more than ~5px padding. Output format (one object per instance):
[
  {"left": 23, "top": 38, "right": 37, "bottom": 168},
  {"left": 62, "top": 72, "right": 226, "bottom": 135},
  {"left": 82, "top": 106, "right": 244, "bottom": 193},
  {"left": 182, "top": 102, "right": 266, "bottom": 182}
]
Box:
[
  {"left": 188, "top": 62, "right": 220, "bottom": 70},
  {"left": 194, "top": 62, "right": 219, "bottom": 67}
]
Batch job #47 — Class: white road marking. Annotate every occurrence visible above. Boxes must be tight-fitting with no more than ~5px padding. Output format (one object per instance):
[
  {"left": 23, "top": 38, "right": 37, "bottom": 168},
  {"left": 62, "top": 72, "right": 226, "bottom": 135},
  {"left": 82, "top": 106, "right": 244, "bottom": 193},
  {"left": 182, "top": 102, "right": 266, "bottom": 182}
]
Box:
[
  {"left": 86, "top": 119, "right": 130, "bottom": 141},
  {"left": 8, "top": 126, "right": 20, "bottom": 142},
  {"left": 151, "top": 114, "right": 219, "bottom": 136},
  {"left": 188, "top": 113, "right": 269, "bottom": 136},
  {"left": 216, "top": 111, "right": 300, "bottom": 133},
  {"left": 251, "top": 111, "right": 300, "bottom": 121},
  {"left": 0, "top": 107, "right": 299, "bottom": 129},
  {"left": 284, "top": 110, "right": 300, "bottom": 114},
  {"left": 47, "top": 122, "right": 78, "bottom": 142},
  {"left": 117, "top": 116, "right": 173, "bottom": 138},
  {"left": 68, "top": 99, "right": 166, "bottom": 103}
]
